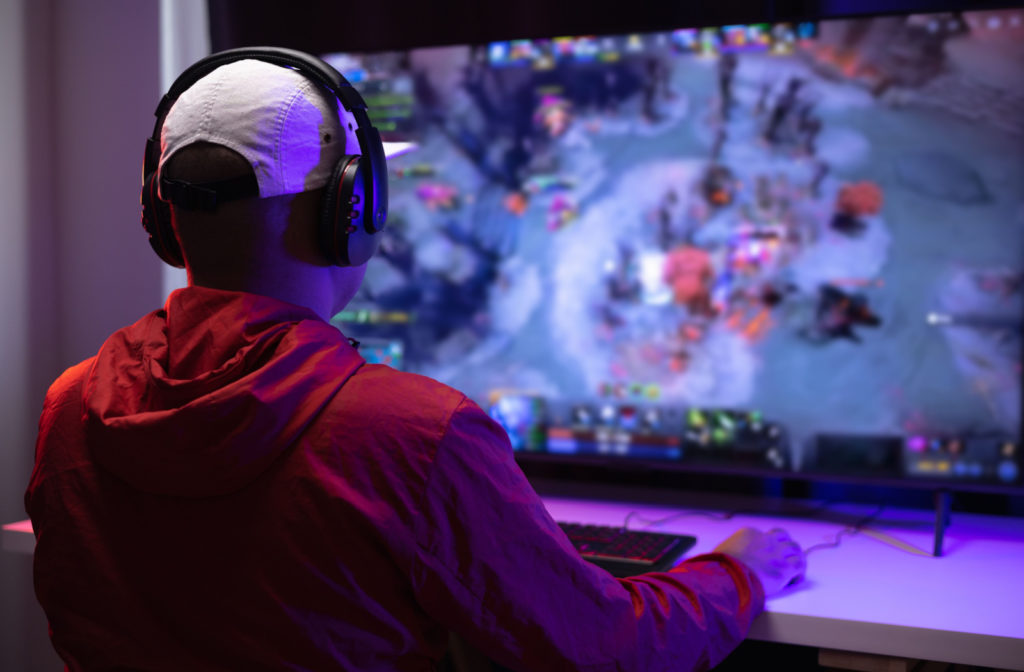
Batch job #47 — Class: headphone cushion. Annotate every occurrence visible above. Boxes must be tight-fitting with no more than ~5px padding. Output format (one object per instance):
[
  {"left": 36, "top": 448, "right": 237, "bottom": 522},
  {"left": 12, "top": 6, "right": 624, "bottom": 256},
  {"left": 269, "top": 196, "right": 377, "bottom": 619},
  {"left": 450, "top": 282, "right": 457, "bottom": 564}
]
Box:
[
  {"left": 319, "top": 155, "right": 380, "bottom": 267},
  {"left": 141, "top": 172, "right": 185, "bottom": 268}
]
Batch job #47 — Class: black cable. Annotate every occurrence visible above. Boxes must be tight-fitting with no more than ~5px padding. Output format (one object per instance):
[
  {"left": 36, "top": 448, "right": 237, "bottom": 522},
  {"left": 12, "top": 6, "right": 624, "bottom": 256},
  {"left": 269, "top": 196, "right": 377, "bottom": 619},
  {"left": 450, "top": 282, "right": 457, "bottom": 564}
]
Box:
[
  {"left": 622, "top": 498, "right": 837, "bottom": 531},
  {"left": 622, "top": 501, "right": 902, "bottom": 558},
  {"left": 803, "top": 504, "right": 886, "bottom": 556}
]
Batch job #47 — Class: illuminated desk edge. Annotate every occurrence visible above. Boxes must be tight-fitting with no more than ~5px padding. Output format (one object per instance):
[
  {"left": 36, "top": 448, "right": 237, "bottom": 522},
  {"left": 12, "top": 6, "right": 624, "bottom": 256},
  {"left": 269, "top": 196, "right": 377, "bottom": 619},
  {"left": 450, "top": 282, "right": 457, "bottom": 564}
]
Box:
[
  {"left": 2, "top": 519, "right": 34, "bottom": 554},
  {"left": 750, "top": 612, "right": 1024, "bottom": 671}
]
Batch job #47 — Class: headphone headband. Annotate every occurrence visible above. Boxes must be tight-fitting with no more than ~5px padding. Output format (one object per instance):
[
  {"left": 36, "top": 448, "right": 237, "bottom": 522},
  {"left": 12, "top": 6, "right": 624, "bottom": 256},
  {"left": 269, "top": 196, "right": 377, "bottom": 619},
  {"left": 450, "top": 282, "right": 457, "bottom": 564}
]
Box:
[{"left": 157, "top": 47, "right": 368, "bottom": 117}]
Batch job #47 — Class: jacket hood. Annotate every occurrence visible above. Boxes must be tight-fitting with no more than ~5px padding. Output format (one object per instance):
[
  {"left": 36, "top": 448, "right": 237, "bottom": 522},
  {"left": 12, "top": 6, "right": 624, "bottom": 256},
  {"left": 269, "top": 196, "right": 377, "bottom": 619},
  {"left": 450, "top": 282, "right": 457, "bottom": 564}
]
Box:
[{"left": 83, "top": 287, "right": 363, "bottom": 497}]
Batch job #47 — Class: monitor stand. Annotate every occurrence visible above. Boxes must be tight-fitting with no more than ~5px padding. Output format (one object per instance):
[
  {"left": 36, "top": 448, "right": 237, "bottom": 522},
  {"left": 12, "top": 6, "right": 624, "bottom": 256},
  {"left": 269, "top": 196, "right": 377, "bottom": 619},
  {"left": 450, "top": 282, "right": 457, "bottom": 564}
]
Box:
[{"left": 933, "top": 489, "right": 951, "bottom": 557}]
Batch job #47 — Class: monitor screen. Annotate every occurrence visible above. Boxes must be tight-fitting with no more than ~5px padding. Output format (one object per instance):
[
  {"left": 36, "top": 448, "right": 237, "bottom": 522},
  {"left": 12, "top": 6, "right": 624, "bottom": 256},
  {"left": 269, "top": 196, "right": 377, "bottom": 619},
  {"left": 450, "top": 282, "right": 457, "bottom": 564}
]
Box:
[{"left": 326, "top": 9, "right": 1024, "bottom": 490}]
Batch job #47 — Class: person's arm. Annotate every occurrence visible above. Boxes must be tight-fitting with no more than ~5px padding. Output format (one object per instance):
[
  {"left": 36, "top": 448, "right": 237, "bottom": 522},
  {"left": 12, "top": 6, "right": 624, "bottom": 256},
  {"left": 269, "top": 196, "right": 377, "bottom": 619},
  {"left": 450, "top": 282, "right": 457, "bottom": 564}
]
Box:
[{"left": 410, "top": 397, "right": 765, "bottom": 672}]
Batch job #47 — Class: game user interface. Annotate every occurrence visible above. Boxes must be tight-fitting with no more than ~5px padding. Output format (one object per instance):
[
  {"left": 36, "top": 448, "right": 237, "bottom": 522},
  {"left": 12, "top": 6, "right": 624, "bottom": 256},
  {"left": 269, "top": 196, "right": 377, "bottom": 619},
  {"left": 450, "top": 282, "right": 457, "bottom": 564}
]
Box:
[{"left": 326, "top": 9, "right": 1024, "bottom": 487}]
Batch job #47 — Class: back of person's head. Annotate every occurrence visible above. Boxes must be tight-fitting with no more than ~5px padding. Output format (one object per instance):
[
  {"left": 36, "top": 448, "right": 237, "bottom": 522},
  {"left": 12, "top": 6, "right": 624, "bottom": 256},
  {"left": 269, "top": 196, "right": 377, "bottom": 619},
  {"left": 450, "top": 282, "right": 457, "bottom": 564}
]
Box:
[
  {"left": 159, "top": 58, "right": 355, "bottom": 282},
  {"left": 161, "top": 144, "right": 291, "bottom": 283},
  {"left": 140, "top": 50, "right": 389, "bottom": 302}
]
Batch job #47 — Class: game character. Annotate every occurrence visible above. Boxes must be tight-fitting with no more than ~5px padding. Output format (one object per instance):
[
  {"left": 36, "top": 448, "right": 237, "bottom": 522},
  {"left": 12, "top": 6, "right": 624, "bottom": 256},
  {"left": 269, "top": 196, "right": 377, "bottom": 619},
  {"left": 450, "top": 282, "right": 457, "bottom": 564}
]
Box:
[
  {"left": 606, "top": 242, "right": 642, "bottom": 301},
  {"left": 656, "top": 189, "right": 682, "bottom": 250},
  {"left": 503, "top": 190, "right": 529, "bottom": 215},
  {"left": 810, "top": 160, "right": 830, "bottom": 199},
  {"left": 415, "top": 182, "right": 460, "bottom": 210},
  {"left": 642, "top": 57, "right": 667, "bottom": 122},
  {"left": 976, "top": 270, "right": 1024, "bottom": 297},
  {"left": 664, "top": 245, "right": 717, "bottom": 317},
  {"left": 753, "top": 81, "right": 771, "bottom": 116},
  {"left": 536, "top": 93, "right": 572, "bottom": 138},
  {"left": 807, "top": 284, "right": 882, "bottom": 343},
  {"left": 799, "top": 113, "right": 823, "bottom": 156},
  {"left": 546, "top": 193, "right": 578, "bottom": 230},
  {"left": 831, "top": 181, "right": 883, "bottom": 236},
  {"left": 717, "top": 52, "right": 739, "bottom": 121},
  {"left": 754, "top": 174, "right": 775, "bottom": 220},
  {"left": 711, "top": 126, "right": 728, "bottom": 162},
  {"left": 701, "top": 163, "right": 737, "bottom": 208},
  {"left": 764, "top": 77, "right": 804, "bottom": 144}
]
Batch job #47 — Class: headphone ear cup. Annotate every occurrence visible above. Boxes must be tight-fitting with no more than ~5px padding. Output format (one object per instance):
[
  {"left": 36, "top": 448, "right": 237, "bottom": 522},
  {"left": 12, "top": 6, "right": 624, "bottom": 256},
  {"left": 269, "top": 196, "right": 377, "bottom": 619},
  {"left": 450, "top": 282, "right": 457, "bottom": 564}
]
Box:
[
  {"left": 141, "top": 172, "right": 185, "bottom": 268},
  {"left": 319, "top": 156, "right": 381, "bottom": 267}
]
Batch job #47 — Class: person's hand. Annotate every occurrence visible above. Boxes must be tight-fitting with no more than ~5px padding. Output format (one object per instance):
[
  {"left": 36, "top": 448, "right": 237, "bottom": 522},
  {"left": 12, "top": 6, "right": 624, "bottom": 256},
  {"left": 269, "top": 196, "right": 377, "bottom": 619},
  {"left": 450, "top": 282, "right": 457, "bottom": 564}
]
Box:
[{"left": 712, "top": 527, "right": 806, "bottom": 596}]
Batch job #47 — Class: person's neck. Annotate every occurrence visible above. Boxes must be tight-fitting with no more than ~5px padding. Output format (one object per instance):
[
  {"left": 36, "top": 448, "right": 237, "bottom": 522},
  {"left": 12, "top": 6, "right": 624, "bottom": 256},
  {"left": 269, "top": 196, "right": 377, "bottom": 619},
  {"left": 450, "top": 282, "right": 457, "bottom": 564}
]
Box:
[{"left": 190, "top": 265, "right": 334, "bottom": 321}]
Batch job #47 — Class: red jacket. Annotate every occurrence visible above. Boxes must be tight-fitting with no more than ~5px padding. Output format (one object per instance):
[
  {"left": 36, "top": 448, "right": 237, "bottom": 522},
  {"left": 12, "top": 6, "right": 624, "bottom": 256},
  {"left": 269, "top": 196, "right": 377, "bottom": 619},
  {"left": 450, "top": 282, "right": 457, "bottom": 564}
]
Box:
[{"left": 27, "top": 286, "right": 764, "bottom": 671}]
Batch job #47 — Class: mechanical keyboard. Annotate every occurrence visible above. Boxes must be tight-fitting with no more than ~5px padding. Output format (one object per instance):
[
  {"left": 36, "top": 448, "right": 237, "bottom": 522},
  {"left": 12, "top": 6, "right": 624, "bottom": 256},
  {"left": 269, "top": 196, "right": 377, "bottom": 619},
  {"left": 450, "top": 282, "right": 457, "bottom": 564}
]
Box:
[{"left": 557, "top": 522, "right": 697, "bottom": 577}]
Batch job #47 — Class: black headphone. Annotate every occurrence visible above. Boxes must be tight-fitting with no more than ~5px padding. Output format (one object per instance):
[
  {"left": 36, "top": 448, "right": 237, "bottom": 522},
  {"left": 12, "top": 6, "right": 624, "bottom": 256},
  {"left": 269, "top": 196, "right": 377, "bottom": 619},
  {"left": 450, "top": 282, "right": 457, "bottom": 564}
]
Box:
[{"left": 141, "top": 46, "right": 388, "bottom": 268}]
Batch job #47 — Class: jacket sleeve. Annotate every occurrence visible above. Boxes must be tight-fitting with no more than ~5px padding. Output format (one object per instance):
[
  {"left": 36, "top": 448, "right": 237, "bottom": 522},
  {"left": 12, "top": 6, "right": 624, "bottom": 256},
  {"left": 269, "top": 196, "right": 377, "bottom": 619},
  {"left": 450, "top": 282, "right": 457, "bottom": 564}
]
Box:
[{"left": 410, "top": 397, "right": 765, "bottom": 672}]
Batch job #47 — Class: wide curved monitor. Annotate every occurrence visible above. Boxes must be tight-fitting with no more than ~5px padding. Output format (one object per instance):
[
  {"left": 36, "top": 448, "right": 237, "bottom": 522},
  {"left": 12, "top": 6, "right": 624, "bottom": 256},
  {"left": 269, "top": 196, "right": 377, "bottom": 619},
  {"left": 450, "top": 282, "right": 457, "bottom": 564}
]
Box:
[{"left": 326, "top": 8, "right": 1024, "bottom": 492}]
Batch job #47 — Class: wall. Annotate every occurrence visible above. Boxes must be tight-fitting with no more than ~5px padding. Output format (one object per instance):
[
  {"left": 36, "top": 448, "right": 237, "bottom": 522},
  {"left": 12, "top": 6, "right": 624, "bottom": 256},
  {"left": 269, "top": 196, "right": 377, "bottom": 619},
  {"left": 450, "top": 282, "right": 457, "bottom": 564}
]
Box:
[
  {"left": 160, "top": 0, "right": 210, "bottom": 294},
  {"left": 1, "top": 0, "right": 164, "bottom": 668}
]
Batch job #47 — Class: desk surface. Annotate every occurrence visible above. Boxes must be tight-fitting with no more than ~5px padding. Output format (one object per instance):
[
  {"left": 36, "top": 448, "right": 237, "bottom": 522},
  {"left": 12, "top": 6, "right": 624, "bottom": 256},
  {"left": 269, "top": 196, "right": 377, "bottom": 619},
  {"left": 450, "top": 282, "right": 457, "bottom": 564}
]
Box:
[
  {"left": 7, "top": 497, "right": 1024, "bottom": 670},
  {"left": 543, "top": 496, "right": 1024, "bottom": 671},
  {"left": 2, "top": 519, "right": 33, "bottom": 554}
]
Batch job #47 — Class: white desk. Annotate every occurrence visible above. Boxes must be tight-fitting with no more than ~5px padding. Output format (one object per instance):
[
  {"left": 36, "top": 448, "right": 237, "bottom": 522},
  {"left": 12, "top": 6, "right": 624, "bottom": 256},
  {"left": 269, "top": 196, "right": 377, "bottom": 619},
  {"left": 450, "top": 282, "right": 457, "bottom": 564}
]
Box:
[
  {"left": 7, "top": 496, "right": 1024, "bottom": 670},
  {"left": 2, "top": 519, "right": 33, "bottom": 554},
  {"left": 543, "top": 495, "right": 1024, "bottom": 671}
]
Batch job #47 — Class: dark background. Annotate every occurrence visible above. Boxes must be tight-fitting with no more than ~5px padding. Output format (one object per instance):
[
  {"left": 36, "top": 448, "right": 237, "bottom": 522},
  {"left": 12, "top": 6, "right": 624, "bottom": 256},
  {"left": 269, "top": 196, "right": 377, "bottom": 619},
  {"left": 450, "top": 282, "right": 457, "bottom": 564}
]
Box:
[{"left": 208, "top": 0, "right": 1024, "bottom": 53}]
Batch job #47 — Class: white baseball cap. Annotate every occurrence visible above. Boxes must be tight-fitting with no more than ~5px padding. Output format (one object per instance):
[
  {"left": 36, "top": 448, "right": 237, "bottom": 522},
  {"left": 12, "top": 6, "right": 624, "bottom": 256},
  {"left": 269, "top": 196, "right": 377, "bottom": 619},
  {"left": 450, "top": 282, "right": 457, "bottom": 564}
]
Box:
[{"left": 157, "top": 58, "right": 358, "bottom": 200}]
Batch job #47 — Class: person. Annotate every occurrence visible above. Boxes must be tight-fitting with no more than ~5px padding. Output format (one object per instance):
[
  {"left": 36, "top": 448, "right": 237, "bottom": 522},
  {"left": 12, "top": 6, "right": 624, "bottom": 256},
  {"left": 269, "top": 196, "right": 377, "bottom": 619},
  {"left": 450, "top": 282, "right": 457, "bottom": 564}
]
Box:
[{"left": 25, "top": 49, "right": 805, "bottom": 671}]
